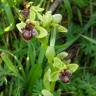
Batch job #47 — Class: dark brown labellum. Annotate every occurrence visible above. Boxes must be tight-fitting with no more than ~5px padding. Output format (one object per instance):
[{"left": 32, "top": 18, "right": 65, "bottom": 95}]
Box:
[
  {"left": 59, "top": 75, "right": 70, "bottom": 83},
  {"left": 63, "top": 70, "right": 72, "bottom": 77},
  {"left": 22, "top": 29, "right": 32, "bottom": 40},
  {"left": 59, "top": 70, "right": 72, "bottom": 83},
  {"left": 21, "top": 22, "right": 37, "bottom": 40}
]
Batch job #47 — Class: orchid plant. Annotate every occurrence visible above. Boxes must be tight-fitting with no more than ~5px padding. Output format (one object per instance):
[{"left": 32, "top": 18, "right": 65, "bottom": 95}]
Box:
[{"left": 16, "top": 2, "right": 78, "bottom": 96}]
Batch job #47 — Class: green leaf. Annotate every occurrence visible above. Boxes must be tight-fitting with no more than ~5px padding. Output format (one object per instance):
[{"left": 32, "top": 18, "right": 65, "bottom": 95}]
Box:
[
  {"left": 53, "top": 57, "right": 67, "bottom": 69},
  {"left": 28, "top": 64, "right": 42, "bottom": 88},
  {"left": 81, "top": 35, "right": 96, "bottom": 45},
  {"left": 4, "top": 24, "right": 14, "bottom": 32},
  {"left": 84, "top": 13, "right": 96, "bottom": 31},
  {"left": 77, "top": 8, "right": 83, "bottom": 26},
  {"left": 57, "top": 25, "right": 68, "bottom": 32},
  {"left": 74, "top": 0, "right": 89, "bottom": 8},
  {"left": 28, "top": 41, "right": 36, "bottom": 66},
  {"left": 67, "top": 64, "right": 79, "bottom": 73},
  {"left": 0, "top": 26, "right": 4, "bottom": 36},
  {"left": 63, "top": 0, "right": 73, "bottom": 21},
  {"left": 1, "top": 0, "right": 15, "bottom": 31},
  {"left": 42, "top": 89, "right": 53, "bottom": 96},
  {"left": 36, "top": 26, "right": 48, "bottom": 38},
  {"left": 16, "top": 22, "right": 26, "bottom": 33},
  {"left": 1, "top": 53, "right": 18, "bottom": 75}
]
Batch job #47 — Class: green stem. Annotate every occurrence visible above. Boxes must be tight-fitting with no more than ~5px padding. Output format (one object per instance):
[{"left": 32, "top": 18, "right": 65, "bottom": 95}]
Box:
[
  {"left": 49, "top": 28, "right": 56, "bottom": 92},
  {"left": 50, "top": 82, "right": 56, "bottom": 93},
  {"left": 37, "top": 44, "right": 47, "bottom": 65},
  {"left": 1, "top": 0, "right": 15, "bottom": 32},
  {"left": 50, "top": 28, "right": 56, "bottom": 47},
  {"left": 26, "top": 41, "right": 36, "bottom": 74},
  {"left": 28, "top": 41, "right": 36, "bottom": 65},
  {"left": 39, "top": 0, "right": 44, "bottom": 7}
]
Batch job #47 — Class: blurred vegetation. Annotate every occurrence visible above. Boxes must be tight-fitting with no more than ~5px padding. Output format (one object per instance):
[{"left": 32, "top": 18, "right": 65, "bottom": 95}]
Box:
[{"left": 0, "top": 0, "right": 96, "bottom": 96}]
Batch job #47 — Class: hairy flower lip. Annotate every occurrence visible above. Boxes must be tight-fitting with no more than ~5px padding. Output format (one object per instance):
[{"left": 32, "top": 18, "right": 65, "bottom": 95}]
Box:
[
  {"left": 59, "top": 70, "right": 72, "bottom": 83},
  {"left": 21, "top": 22, "right": 37, "bottom": 40},
  {"left": 60, "top": 70, "right": 72, "bottom": 77},
  {"left": 21, "top": 29, "right": 32, "bottom": 40}
]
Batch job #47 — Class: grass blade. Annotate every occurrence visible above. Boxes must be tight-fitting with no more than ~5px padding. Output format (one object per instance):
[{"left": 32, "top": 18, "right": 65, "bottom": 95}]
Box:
[
  {"left": 1, "top": 53, "right": 18, "bottom": 76},
  {"left": 81, "top": 35, "right": 96, "bottom": 45},
  {"left": 1, "top": 0, "right": 15, "bottom": 32}
]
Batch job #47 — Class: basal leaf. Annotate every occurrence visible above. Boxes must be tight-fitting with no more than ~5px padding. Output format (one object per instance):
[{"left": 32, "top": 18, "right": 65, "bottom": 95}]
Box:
[
  {"left": 28, "top": 64, "right": 42, "bottom": 86},
  {"left": 1, "top": 53, "right": 18, "bottom": 75},
  {"left": 27, "top": 64, "right": 42, "bottom": 92}
]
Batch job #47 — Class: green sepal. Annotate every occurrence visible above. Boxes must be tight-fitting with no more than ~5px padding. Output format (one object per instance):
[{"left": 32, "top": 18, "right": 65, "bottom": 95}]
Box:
[
  {"left": 36, "top": 26, "right": 48, "bottom": 38},
  {"left": 67, "top": 64, "right": 79, "bottom": 73},
  {"left": 57, "top": 25, "right": 68, "bottom": 32},
  {"left": 16, "top": 22, "right": 26, "bottom": 33},
  {"left": 53, "top": 57, "right": 67, "bottom": 70}
]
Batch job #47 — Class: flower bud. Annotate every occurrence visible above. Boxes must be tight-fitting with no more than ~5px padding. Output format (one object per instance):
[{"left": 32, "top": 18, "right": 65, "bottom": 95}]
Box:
[
  {"left": 53, "top": 14, "right": 62, "bottom": 23},
  {"left": 46, "top": 46, "right": 55, "bottom": 63}
]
